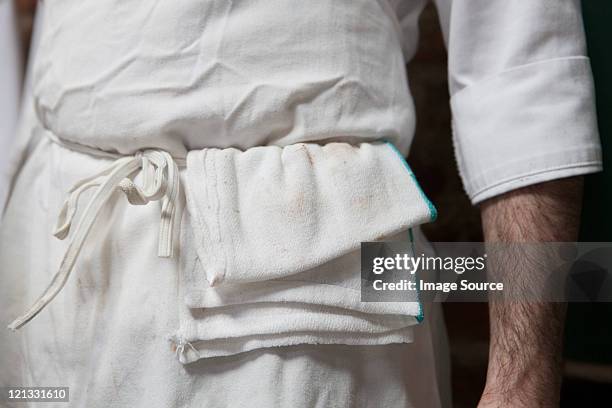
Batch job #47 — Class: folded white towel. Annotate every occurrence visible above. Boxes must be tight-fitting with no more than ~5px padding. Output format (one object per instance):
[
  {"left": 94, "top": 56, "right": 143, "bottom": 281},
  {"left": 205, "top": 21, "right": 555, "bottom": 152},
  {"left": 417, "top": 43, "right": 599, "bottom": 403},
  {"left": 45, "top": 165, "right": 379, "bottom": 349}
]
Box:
[
  {"left": 173, "top": 142, "right": 436, "bottom": 362},
  {"left": 173, "top": 225, "right": 422, "bottom": 363},
  {"left": 185, "top": 141, "right": 435, "bottom": 285}
]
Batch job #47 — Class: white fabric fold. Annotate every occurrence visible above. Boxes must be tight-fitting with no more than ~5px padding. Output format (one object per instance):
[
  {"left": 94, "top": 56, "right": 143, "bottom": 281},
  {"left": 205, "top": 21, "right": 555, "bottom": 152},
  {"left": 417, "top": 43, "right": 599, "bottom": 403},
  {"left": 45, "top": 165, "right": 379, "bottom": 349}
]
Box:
[
  {"left": 184, "top": 141, "right": 435, "bottom": 286},
  {"left": 451, "top": 57, "right": 602, "bottom": 203},
  {"left": 0, "top": 0, "right": 22, "bottom": 214},
  {"left": 172, "top": 328, "right": 415, "bottom": 364},
  {"left": 425, "top": 0, "right": 603, "bottom": 203},
  {"left": 173, "top": 220, "right": 424, "bottom": 363},
  {"left": 175, "top": 143, "right": 433, "bottom": 362}
]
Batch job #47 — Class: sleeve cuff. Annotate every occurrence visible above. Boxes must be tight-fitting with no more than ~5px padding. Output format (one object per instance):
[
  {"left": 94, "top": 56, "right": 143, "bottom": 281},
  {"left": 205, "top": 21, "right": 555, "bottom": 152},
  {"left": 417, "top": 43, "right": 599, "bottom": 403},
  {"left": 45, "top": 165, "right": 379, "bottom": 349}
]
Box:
[{"left": 450, "top": 56, "right": 603, "bottom": 204}]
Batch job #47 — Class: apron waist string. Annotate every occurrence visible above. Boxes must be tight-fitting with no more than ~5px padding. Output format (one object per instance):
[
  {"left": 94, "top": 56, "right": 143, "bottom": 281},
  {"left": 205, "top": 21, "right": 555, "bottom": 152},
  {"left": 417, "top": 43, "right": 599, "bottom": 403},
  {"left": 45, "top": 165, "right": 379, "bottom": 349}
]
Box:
[{"left": 8, "top": 135, "right": 181, "bottom": 331}]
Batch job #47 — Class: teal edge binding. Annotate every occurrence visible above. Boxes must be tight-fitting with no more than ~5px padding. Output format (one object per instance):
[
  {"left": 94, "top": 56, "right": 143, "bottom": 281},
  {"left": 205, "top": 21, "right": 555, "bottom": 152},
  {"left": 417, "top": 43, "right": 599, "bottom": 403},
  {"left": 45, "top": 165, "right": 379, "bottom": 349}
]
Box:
[
  {"left": 385, "top": 141, "right": 438, "bottom": 323},
  {"left": 384, "top": 141, "right": 438, "bottom": 223},
  {"left": 408, "top": 228, "right": 424, "bottom": 323}
]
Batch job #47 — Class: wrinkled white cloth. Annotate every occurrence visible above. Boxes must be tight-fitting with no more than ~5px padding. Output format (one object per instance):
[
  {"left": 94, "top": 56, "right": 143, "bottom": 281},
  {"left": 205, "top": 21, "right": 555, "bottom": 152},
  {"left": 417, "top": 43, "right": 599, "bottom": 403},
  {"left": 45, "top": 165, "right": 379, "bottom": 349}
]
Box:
[
  {"left": 430, "top": 0, "right": 602, "bottom": 201},
  {"left": 175, "top": 217, "right": 427, "bottom": 363},
  {"left": 0, "top": 0, "right": 603, "bottom": 407},
  {"left": 185, "top": 142, "right": 434, "bottom": 285},
  {"left": 0, "top": 131, "right": 449, "bottom": 407},
  {"left": 7, "top": 129, "right": 431, "bottom": 360},
  {"left": 0, "top": 0, "right": 22, "bottom": 213},
  {"left": 32, "top": 0, "right": 602, "bottom": 203}
]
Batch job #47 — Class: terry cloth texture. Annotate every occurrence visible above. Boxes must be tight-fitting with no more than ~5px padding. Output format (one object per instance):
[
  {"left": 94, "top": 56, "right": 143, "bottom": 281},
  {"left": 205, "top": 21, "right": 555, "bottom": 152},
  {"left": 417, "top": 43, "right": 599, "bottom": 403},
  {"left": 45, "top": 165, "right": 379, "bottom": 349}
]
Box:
[
  {"left": 184, "top": 142, "right": 434, "bottom": 285},
  {"left": 174, "top": 141, "right": 436, "bottom": 362}
]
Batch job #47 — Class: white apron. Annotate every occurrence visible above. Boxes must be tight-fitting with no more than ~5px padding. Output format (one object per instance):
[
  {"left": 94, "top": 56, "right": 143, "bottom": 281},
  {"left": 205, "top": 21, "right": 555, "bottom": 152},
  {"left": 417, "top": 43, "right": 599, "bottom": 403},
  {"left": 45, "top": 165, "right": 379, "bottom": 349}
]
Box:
[
  {"left": 1, "top": 0, "right": 451, "bottom": 406},
  {"left": 2, "top": 0, "right": 601, "bottom": 406}
]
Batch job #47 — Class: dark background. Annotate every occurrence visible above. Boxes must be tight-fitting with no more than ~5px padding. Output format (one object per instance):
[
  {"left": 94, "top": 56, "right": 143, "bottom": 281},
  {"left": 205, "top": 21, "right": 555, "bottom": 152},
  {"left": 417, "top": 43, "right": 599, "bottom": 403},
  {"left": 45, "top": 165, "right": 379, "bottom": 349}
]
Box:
[{"left": 13, "top": 1, "right": 612, "bottom": 406}]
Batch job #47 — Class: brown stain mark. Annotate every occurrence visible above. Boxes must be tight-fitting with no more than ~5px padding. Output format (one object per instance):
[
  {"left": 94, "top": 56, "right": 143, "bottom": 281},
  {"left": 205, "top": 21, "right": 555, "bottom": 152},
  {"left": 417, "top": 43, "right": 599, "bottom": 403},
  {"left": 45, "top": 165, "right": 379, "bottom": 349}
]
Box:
[
  {"left": 301, "top": 144, "right": 314, "bottom": 166},
  {"left": 352, "top": 194, "right": 372, "bottom": 210}
]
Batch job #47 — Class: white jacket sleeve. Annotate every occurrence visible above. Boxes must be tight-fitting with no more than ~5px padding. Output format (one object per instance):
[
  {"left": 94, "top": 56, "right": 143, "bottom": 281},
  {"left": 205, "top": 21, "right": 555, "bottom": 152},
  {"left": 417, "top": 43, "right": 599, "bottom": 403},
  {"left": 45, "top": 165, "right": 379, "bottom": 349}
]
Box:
[{"left": 434, "top": 0, "right": 602, "bottom": 203}]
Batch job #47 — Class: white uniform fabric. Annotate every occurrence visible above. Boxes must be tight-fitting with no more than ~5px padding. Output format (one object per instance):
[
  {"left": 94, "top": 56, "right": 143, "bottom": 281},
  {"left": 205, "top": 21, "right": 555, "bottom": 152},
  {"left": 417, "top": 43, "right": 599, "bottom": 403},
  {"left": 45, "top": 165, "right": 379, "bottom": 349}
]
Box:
[
  {"left": 32, "top": 0, "right": 602, "bottom": 203},
  {"left": 0, "top": 0, "right": 602, "bottom": 407},
  {"left": 0, "top": 0, "right": 22, "bottom": 213},
  {"left": 0, "top": 130, "right": 449, "bottom": 407},
  {"left": 431, "top": 0, "right": 602, "bottom": 202}
]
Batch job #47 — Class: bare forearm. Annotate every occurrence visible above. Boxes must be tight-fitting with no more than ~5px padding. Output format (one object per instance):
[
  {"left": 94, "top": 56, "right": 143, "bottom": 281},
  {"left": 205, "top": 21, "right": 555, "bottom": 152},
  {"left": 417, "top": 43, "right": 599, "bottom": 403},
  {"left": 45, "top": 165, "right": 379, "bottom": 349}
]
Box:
[{"left": 479, "top": 177, "right": 583, "bottom": 407}]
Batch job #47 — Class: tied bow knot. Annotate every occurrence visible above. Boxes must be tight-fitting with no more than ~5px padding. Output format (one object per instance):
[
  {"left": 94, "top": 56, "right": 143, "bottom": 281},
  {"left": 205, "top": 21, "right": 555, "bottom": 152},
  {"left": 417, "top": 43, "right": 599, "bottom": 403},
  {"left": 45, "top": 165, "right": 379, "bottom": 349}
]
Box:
[{"left": 8, "top": 149, "right": 181, "bottom": 331}]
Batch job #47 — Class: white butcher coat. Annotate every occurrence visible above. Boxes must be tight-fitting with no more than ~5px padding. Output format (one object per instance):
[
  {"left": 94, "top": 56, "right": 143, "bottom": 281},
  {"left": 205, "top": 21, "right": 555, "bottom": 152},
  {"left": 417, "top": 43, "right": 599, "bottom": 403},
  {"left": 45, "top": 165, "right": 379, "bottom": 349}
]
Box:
[{"left": 0, "top": 1, "right": 601, "bottom": 407}]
